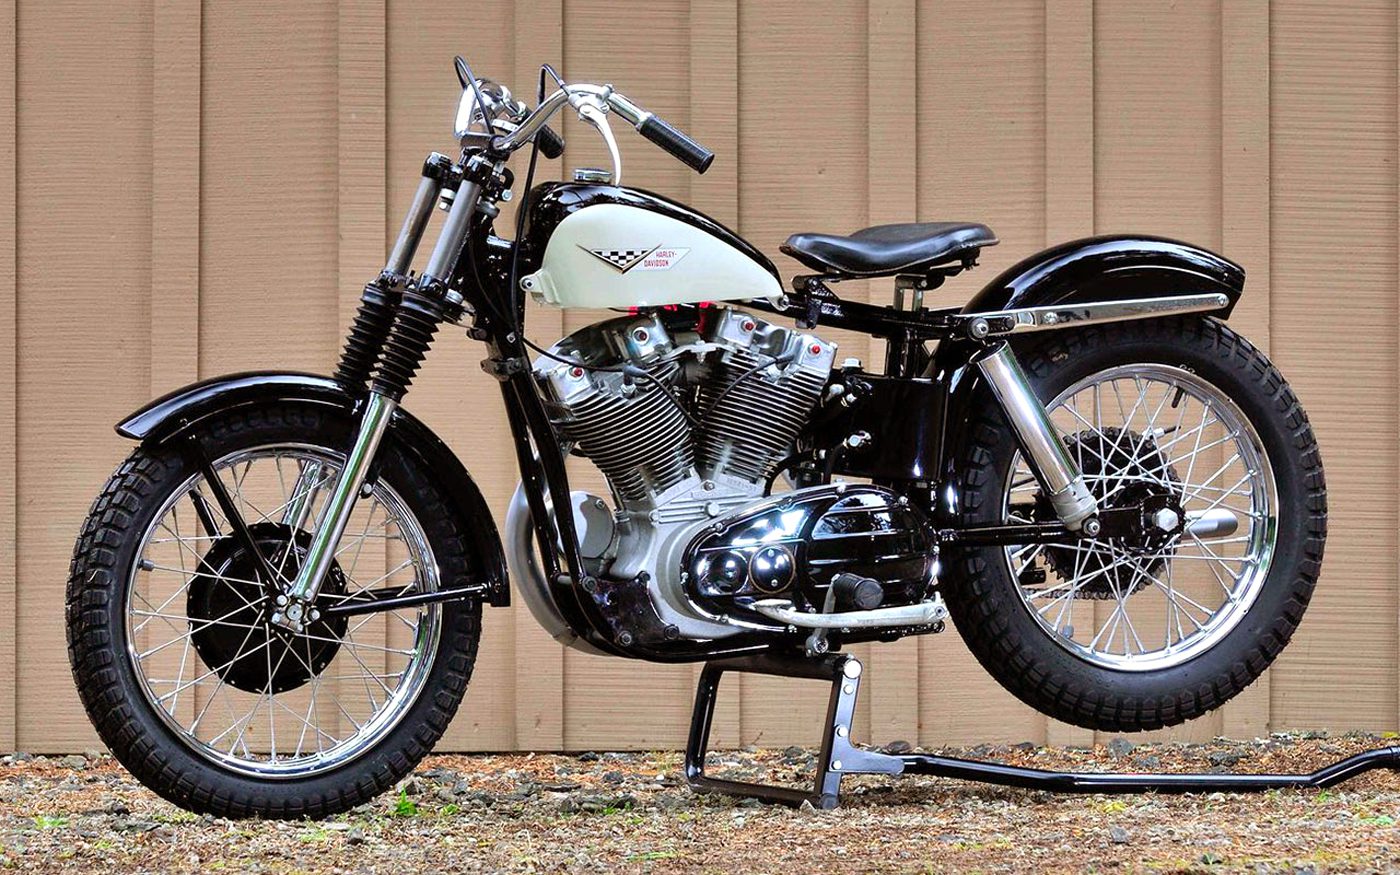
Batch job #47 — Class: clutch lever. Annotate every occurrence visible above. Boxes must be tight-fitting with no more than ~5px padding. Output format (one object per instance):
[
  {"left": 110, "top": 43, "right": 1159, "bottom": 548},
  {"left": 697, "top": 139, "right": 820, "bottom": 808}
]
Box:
[{"left": 576, "top": 100, "right": 623, "bottom": 186}]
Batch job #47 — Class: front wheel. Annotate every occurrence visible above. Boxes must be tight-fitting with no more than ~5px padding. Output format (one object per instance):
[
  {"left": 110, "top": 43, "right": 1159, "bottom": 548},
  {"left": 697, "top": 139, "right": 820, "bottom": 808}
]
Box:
[
  {"left": 66, "top": 402, "right": 482, "bottom": 818},
  {"left": 942, "top": 317, "right": 1326, "bottom": 732}
]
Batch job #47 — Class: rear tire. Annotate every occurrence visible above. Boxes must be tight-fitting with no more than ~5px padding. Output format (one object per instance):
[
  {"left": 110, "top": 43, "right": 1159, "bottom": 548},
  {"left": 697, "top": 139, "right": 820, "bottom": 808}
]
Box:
[
  {"left": 66, "top": 402, "right": 483, "bottom": 819},
  {"left": 941, "top": 317, "right": 1325, "bottom": 732}
]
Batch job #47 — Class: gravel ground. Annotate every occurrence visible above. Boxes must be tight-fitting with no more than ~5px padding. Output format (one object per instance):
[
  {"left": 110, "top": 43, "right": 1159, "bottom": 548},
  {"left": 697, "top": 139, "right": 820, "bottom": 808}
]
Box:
[{"left": 2, "top": 733, "right": 1399, "bottom": 873}]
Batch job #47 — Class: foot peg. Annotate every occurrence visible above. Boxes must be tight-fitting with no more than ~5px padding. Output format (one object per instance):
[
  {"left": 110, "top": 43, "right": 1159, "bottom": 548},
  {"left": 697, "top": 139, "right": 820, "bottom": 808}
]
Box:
[{"left": 684, "top": 650, "right": 1400, "bottom": 809}]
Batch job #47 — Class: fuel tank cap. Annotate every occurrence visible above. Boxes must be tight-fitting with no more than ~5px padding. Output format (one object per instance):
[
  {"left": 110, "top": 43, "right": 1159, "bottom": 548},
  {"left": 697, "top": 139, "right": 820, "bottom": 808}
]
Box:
[{"left": 572, "top": 167, "right": 614, "bottom": 184}]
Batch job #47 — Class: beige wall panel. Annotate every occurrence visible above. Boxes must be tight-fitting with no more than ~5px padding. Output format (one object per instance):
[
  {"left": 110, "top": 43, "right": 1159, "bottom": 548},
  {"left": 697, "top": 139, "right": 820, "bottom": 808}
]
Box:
[
  {"left": 1093, "top": 0, "right": 1225, "bottom": 743},
  {"left": 198, "top": 2, "right": 340, "bottom": 377},
  {"left": 559, "top": 0, "right": 698, "bottom": 750},
  {"left": 0, "top": 0, "right": 15, "bottom": 752},
  {"left": 15, "top": 0, "right": 153, "bottom": 750},
  {"left": 1269, "top": 0, "right": 1399, "bottom": 730},
  {"left": 736, "top": 0, "right": 869, "bottom": 747},
  {"left": 384, "top": 0, "right": 521, "bottom": 750},
  {"left": 12, "top": 0, "right": 1400, "bottom": 754},
  {"left": 916, "top": 0, "right": 1048, "bottom": 746}
]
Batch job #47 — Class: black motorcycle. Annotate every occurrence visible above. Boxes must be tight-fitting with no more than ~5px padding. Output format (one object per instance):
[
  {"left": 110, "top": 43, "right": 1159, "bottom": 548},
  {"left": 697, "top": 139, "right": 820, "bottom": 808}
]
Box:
[{"left": 67, "top": 57, "right": 1326, "bottom": 818}]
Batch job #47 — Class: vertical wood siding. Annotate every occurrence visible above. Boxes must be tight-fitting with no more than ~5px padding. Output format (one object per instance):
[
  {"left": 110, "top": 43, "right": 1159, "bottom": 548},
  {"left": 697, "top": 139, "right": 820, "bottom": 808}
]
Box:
[{"left": 4, "top": 0, "right": 1398, "bottom": 751}]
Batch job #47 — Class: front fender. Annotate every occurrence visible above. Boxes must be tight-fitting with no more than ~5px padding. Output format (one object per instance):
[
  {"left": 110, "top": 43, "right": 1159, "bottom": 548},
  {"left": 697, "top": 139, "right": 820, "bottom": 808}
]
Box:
[
  {"left": 962, "top": 235, "right": 1244, "bottom": 315},
  {"left": 117, "top": 371, "right": 509, "bottom": 607}
]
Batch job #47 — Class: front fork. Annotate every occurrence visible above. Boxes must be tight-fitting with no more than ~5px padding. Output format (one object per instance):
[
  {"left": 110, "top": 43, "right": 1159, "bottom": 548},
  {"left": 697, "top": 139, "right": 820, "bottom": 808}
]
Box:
[
  {"left": 273, "top": 156, "right": 487, "bottom": 630},
  {"left": 972, "top": 342, "right": 1099, "bottom": 533}
]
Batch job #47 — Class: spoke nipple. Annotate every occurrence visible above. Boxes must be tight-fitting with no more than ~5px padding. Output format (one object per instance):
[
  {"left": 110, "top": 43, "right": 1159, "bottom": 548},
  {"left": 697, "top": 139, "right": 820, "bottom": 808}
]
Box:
[
  {"left": 138, "top": 558, "right": 154, "bottom": 571},
  {"left": 308, "top": 609, "right": 320, "bottom": 622},
  {"left": 275, "top": 594, "right": 289, "bottom": 606}
]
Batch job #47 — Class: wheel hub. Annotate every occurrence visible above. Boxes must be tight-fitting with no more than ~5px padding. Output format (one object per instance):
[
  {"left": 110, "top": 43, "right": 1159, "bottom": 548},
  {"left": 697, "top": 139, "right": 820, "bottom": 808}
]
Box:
[
  {"left": 1039, "top": 427, "right": 1182, "bottom": 599},
  {"left": 187, "top": 522, "right": 349, "bottom": 694}
]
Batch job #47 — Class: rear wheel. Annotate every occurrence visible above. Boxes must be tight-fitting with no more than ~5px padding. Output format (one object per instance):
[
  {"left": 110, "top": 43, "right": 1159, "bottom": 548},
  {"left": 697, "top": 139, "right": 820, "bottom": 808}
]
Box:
[
  {"left": 941, "top": 318, "right": 1325, "bottom": 732},
  {"left": 66, "top": 402, "right": 482, "bottom": 818}
]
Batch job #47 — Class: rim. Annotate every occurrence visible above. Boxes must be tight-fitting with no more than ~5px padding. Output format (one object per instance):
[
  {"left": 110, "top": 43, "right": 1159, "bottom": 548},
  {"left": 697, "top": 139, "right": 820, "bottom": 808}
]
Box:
[
  {"left": 124, "top": 444, "right": 443, "bottom": 778},
  {"left": 1002, "top": 364, "right": 1278, "bottom": 672}
]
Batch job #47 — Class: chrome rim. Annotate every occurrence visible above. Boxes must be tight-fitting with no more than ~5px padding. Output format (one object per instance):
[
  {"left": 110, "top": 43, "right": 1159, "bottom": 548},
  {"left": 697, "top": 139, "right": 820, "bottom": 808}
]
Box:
[
  {"left": 124, "top": 444, "right": 442, "bottom": 778},
  {"left": 1002, "top": 365, "right": 1277, "bottom": 672}
]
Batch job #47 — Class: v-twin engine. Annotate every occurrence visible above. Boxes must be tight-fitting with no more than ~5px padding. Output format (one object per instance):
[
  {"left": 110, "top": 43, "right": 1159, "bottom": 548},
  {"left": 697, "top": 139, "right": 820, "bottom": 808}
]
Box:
[
  {"left": 539, "top": 308, "right": 834, "bottom": 506},
  {"left": 509, "top": 306, "right": 941, "bottom": 649}
]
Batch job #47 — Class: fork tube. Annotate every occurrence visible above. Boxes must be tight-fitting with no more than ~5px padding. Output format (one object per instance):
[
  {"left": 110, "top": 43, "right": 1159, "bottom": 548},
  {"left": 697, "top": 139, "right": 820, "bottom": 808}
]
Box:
[
  {"left": 385, "top": 175, "right": 442, "bottom": 275},
  {"left": 974, "top": 342, "right": 1098, "bottom": 531},
  {"left": 279, "top": 392, "right": 396, "bottom": 614}
]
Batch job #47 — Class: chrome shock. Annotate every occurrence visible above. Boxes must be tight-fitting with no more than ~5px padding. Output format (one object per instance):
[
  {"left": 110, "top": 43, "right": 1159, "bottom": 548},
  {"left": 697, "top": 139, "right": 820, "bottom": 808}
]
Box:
[{"left": 974, "top": 342, "right": 1098, "bottom": 532}]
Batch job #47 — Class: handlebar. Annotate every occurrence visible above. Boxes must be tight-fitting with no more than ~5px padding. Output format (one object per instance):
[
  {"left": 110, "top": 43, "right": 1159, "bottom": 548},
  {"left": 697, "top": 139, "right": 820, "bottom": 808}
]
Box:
[{"left": 490, "top": 83, "right": 713, "bottom": 175}]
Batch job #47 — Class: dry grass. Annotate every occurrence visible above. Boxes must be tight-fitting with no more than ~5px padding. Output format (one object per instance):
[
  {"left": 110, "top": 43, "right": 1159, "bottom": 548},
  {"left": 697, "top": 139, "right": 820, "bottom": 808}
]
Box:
[{"left": 1, "top": 733, "right": 1398, "bottom": 873}]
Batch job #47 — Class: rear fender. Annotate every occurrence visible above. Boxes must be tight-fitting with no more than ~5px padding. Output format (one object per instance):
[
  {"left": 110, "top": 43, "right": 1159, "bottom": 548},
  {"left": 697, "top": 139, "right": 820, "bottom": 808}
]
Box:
[
  {"left": 117, "top": 371, "right": 509, "bottom": 606},
  {"left": 962, "top": 234, "right": 1244, "bottom": 315},
  {"left": 930, "top": 236, "right": 1246, "bottom": 524}
]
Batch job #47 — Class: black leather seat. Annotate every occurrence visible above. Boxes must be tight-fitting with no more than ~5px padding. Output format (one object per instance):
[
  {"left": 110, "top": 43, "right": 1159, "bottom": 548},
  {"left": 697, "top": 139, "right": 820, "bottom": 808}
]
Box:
[{"left": 781, "top": 222, "right": 998, "bottom": 278}]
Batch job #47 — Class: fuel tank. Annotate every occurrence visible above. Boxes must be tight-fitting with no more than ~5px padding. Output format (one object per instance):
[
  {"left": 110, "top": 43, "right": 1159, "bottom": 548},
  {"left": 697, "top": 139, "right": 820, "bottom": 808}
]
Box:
[{"left": 519, "top": 182, "right": 783, "bottom": 309}]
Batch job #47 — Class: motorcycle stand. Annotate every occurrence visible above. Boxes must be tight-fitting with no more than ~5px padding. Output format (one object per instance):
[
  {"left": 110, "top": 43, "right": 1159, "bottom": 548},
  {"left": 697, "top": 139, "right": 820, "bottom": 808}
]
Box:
[{"left": 683, "top": 650, "right": 1400, "bottom": 810}]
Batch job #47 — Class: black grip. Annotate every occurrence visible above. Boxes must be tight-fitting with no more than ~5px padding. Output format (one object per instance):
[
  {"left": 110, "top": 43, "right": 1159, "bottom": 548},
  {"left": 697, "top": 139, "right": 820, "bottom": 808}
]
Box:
[
  {"left": 536, "top": 124, "right": 565, "bottom": 159},
  {"left": 638, "top": 114, "right": 714, "bottom": 174}
]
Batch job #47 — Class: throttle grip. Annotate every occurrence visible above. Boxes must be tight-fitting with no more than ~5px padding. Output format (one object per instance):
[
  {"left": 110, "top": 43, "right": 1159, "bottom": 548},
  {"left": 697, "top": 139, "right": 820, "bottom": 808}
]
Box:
[
  {"left": 639, "top": 115, "right": 714, "bottom": 174},
  {"left": 536, "top": 124, "right": 565, "bottom": 159}
]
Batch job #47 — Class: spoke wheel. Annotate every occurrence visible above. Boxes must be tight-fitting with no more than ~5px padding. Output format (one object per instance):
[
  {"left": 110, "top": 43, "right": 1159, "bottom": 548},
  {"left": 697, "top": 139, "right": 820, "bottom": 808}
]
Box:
[
  {"left": 68, "top": 402, "right": 482, "bottom": 818},
  {"left": 125, "top": 444, "right": 443, "bottom": 778},
  {"left": 939, "top": 318, "right": 1325, "bottom": 732},
  {"left": 1004, "top": 365, "right": 1277, "bottom": 672}
]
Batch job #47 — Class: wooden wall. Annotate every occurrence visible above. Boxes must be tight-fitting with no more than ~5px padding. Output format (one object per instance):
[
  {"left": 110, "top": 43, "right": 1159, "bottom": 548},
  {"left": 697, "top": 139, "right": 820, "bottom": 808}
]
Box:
[{"left": 2, "top": 0, "right": 1397, "bottom": 752}]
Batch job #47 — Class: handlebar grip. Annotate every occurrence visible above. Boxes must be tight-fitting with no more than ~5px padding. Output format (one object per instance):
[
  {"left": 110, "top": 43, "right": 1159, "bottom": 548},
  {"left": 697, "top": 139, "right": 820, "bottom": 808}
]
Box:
[
  {"left": 536, "top": 124, "right": 565, "bottom": 159},
  {"left": 638, "top": 115, "right": 714, "bottom": 174}
]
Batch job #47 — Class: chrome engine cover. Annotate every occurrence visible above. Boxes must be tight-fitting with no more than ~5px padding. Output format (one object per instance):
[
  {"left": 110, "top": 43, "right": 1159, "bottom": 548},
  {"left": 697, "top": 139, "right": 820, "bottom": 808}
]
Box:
[{"left": 508, "top": 307, "right": 838, "bottom": 645}]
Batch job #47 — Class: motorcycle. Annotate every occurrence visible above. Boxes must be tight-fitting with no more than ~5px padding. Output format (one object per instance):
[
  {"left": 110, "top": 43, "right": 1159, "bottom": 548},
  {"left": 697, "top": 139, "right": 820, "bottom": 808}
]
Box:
[{"left": 66, "top": 56, "right": 1327, "bottom": 819}]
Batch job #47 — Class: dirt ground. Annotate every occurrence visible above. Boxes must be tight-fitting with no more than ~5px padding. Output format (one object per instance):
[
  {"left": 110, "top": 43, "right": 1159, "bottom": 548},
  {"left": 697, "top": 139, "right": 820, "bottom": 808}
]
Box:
[{"left": 2, "top": 733, "right": 1399, "bottom": 873}]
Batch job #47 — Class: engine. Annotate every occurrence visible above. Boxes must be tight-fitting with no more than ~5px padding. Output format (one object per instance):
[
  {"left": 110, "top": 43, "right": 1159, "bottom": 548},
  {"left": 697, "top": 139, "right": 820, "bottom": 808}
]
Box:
[{"left": 528, "top": 308, "right": 836, "bottom": 638}]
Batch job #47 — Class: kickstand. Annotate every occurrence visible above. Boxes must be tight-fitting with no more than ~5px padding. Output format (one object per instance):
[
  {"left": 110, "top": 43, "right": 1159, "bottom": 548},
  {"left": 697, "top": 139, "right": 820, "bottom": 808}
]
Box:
[
  {"left": 684, "top": 651, "right": 902, "bottom": 809},
  {"left": 684, "top": 650, "right": 1400, "bottom": 809}
]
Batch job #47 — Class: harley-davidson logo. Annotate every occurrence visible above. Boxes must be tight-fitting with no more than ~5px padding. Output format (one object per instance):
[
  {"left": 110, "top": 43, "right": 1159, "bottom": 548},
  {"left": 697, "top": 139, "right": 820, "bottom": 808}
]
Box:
[{"left": 580, "top": 245, "right": 690, "bottom": 273}]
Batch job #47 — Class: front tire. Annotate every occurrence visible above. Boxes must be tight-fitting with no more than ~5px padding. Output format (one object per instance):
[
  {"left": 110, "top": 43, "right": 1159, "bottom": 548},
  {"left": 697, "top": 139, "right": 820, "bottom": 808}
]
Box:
[
  {"left": 942, "top": 317, "right": 1326, "bottom": 732},
  {"left": 66, "top": 402, "right": 482, "bottom": 818}
]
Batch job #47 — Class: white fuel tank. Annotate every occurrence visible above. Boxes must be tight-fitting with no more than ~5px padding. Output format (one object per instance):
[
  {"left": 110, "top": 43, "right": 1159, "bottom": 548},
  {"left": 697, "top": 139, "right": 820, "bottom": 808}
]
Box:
[{"left": 520, "top": 185, "right": 782, "bottom": 309}]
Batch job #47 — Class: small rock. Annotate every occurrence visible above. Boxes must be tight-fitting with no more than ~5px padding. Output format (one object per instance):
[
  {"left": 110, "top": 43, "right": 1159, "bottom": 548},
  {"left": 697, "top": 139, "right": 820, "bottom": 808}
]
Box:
[
  {"left": 104, "top": 800, "right": 130, "bottom": 816},
  {"left": 1106, "top": 738, "right": 1135, "bottom": 758},
  {"left": 11, "top": 752, "right": 32, "bottom": 763},
  {"left": 58, "top": 755, "right": 88, "bottom": 770},
  {"left": 736, "top": 797, "right": 763, "bottom": 808},
  {"left": 398, "top": 776, "right": 424, "bottom": 795},
  {"left": 799, "top": 799, "right": 817, "bottom": 815},
  {"left": 557, "top": 796, "right": 580, "bottom": 814},
  {"left": 881, "top": 740, "right": 914, "bottom": 755},
  {"left": 83, "top": 749, "right": 104, "bottom": 763},
  {"left": 544, "top": 781, "right": 582, "bottom": 792},
  {"left": 653, "top": 793, "right": 688, "bottom": 811},
  {"left": 1109, "top": 825, "right": 1131, "bottom": 844},
  {"left": 578, "top": 751, "right": 601, "bottom": 762},
  {"left": 1207, "top": 750, "right": 1242, "bottom": 767},
  {"left": 346, "top": 827, "right": 366, "bottom": 846},
  {"left": 1135, "top": 755, "right": 1163, "bottom": 771},
  {"left": 602, "top": 770, "right": 625, "bottom": 785},
  {"left": 434, "top": 788, "right": 457, "bottom": 804}
]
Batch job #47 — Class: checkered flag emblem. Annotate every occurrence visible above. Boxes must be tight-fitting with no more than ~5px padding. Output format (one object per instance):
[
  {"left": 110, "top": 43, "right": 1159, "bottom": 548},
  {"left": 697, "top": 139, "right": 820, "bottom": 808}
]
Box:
[{"left": 580, "top": 244, "right": 658, "bottom": 273}]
